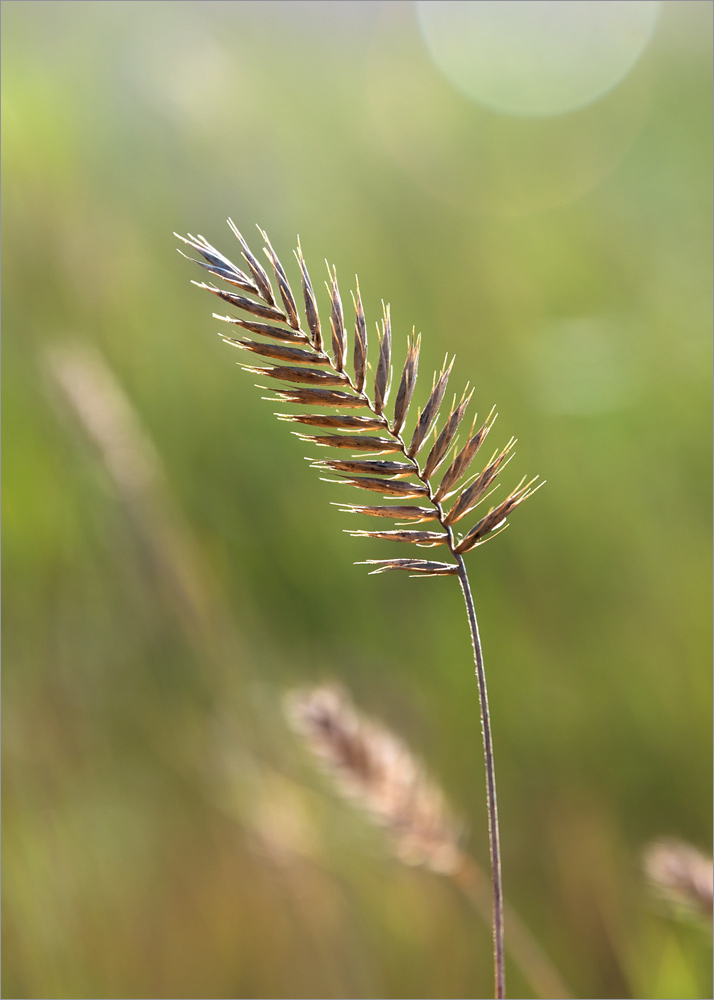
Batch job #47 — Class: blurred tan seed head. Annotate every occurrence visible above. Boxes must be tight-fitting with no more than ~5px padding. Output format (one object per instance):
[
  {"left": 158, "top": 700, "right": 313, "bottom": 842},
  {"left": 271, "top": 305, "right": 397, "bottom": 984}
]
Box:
[
  {"left": 285, "top": 684, "right": 461, "bottom": 875},
  {"left": 644, "top": 839, "right": 713, "bottom": 920}
]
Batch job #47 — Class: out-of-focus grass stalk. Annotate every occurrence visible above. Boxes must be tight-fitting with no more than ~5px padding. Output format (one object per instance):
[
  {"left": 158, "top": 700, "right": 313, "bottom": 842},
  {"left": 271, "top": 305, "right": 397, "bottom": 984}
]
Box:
[
  {"left": 44, "top": 342, "right": 289, "bottom": 837},
  {"left": 44, "top": 343, "right": 241, "bottom": 672},
  {"left": 644, "top": 839, "right": 713, "bottom": 922},
  {"left": 288, "top": 684, "right": 571, "bottom": 1000}
]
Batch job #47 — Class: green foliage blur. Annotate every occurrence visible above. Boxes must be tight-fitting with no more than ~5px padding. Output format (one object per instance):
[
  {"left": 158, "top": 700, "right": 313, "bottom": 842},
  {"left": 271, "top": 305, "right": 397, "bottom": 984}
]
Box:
[{"left": 3, "top": 2, "right": 711, "bottom": 997}]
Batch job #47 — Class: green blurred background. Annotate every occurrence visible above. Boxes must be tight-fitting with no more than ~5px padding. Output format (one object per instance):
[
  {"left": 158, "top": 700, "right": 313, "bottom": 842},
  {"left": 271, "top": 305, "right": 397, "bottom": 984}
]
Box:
[{"left": 3, "top": 2, "right": 711, "bottom": 997}]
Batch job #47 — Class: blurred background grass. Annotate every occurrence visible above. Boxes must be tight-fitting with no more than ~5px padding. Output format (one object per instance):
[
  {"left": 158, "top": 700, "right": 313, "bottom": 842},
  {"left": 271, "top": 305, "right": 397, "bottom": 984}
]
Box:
[{"left": 2, "top": 1, "right": 711, "bottom": 997}]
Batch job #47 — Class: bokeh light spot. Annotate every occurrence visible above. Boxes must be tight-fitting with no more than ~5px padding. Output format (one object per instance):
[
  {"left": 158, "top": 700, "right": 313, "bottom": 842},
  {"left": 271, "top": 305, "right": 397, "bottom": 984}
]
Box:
[
  {"left": 416, "top": 0, "right": 662, "bottom": 117},
  {"left": 367, "top": 4, "right": 652, "bottom": 217}
]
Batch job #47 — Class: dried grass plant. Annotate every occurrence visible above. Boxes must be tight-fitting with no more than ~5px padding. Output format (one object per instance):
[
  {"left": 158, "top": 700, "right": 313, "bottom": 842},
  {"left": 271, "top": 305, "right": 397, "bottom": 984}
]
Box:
[{"left": 177, "top": 222, "right": 543, "bottom": 998}]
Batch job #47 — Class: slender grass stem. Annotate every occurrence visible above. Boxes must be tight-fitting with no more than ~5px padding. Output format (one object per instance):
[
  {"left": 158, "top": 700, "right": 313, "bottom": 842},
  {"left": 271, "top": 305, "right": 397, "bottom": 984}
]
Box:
[
  {"left": 452, "top": 854, "right": 571, "bottom": 1000},
  {"left": 455, "top": 553, "right": 505, "bottom": 1000}
]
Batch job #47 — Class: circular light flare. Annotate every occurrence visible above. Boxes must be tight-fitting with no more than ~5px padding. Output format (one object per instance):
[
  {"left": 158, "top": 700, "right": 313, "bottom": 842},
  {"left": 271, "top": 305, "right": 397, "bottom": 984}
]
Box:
[{"left": 416, "top": 0, "right": 662, "bottom": 117}]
